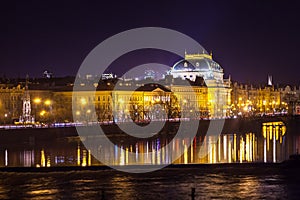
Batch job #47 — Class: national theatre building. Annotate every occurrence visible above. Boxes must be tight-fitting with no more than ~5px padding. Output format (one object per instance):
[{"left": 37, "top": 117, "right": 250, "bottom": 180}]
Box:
[{"left": 169, "top": 52, "right": 231, "bottom": 118}]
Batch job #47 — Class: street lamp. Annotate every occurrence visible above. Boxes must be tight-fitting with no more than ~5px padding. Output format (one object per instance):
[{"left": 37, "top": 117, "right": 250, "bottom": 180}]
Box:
[
  {"left": 44, "top": 99, "right": 51, "bottom": 106},
  {"left": 4, "top": 113, "right": 8, "bottom": 124},
  {"left": 33, "top": 98, "right": 41, "bottom": 104}
]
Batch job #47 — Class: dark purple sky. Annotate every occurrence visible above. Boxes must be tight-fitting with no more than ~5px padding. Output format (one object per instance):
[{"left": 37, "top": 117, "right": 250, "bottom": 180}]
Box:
[{"left": 1, "top": 0, "right": 300, "bottom": 85}]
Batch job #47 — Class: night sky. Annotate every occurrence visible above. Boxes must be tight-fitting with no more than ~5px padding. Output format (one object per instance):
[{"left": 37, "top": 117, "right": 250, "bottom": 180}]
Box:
[{"left": 1, "top": 0, "right": 300, "bottom": 85}]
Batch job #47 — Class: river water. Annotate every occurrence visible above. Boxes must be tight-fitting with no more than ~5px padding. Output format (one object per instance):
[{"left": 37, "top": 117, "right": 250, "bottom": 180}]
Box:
[
  {"left": 0, "top": 164, "right": 299, "bottom": 199},
  {"left": 1, "top": 120, "right": 300, "bottom": 199}
]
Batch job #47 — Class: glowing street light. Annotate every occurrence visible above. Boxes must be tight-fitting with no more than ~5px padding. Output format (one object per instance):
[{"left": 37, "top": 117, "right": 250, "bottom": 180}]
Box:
[
  {"left": 40, "top": 110, "right": 46, "bottom": 116},
  {"left": 44, "top": 99, "right": 51, "bottom": 106},
  {"left": 33, "top": 98, "right": 42, "bottom": 104}
]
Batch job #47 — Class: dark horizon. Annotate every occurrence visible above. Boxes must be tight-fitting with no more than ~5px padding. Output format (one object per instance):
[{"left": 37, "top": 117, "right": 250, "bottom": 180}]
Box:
[{"left": 1, "top": 0, "right": 300, "bottom": 85}]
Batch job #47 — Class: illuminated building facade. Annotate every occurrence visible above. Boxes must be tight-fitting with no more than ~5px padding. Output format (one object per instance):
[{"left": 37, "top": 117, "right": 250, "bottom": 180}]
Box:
[
  {"left": 0, "top": 52, "right": 300, "bottom": 124},
  {"left": 231, "top": 80, "right": 300, "bottom": 116},
  {"left": 170, "top": 52, "right": 231, "bottom": 118},
  {"left": 0, "top": 84, "right": 23, "bottom": 123},
  {"left": 71, "top": 76, "right": 208, "bottom": 123}
]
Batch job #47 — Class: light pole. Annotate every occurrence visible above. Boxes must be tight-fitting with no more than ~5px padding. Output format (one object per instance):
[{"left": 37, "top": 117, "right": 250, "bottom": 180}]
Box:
[{"left": 4, "top": 113, "right": 8, "bottom": 124}]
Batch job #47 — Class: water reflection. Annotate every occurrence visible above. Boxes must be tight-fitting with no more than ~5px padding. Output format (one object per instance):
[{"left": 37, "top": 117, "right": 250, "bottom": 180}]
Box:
[
  {"left": 0, "top": 132, "right": 295, "bottom": 167},
  {"left": 0, "top": 167, "right": 296, "bottom": 199},
  {"left": 0, "top": 120, "right": 296, "bottom": 167}
]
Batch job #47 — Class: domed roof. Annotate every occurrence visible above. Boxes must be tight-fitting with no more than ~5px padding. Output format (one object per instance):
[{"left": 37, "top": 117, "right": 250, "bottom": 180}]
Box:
[
  {"left": 172, "top": 57, "right": 223, "bottom": 72},
  {"left": 172, "top": 60, "right": 196, "bottom": 71}
]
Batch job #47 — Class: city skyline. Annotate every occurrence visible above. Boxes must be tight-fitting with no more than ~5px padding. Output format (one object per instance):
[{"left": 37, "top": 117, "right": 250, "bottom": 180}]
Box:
[
  {"left": 1, "top": 1, "right": 300, "bottom": 85},
  {"left": 1, "top": 2, "right": 300, "bottom": 198}
]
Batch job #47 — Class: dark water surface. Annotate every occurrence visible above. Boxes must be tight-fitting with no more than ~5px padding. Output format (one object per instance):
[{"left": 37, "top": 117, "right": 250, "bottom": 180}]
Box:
[{"left": 0, "top": 165, "right": 299, "bottom": 200}]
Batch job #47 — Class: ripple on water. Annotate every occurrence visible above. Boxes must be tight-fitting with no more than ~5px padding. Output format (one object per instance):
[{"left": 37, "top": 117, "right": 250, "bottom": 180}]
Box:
[{"left": 0, "top": 167, "right": 298, "bottom": 199}]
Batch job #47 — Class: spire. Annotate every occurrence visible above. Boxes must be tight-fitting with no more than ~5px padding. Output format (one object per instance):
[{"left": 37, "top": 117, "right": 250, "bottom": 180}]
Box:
[
  {"left": 268, "top": 75, "right": 272, "bottom": 86},
  {"left": 20, "top": 74, "right": 34, "bottom": 124},
  {"left": 25, "top": 74, "right": 29, "bottom": 90},
  {"left": 210, "top": 50, "right": 213, "bottom": 58},
  {"left": 184, "top": 49, "right": 187, "bottom": 55}
]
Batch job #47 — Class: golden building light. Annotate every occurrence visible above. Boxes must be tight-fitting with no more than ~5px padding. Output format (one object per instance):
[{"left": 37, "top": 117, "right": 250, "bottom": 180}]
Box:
[
  {"left": 80, "top": 98, "right": 87, "bottom": 105},
  {"left": 40, "top": 110, "right": 46, "bottom": 116},
  {"left": 44, "top": 99, "right": 51, "bottom": 106},
  {"left": 33, "top": 97, "right": 41, "bottom": 104}
]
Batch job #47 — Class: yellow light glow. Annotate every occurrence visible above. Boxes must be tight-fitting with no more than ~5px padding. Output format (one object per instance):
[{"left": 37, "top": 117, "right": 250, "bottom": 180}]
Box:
[
  {"left": 184, "top": 144, "right": 188, "bottom": 164},
  {"left": 82, "top": 150, "right": 87, "bottom": 167},
  {"left": 33, "top": 98, "right": 41, "bottom": 104},
  {"left": 44, "top": 99, "right": 51, "bottom": 106},
  {"left": 263, "top": 126, "right": 266, "bottom": 138},
  {"left": 46, "top": 156, "right": 51, "bottom": 167},
  {"left": 41, "top": 149, "right": 45, "bottom": 167},
  {"left": 80, "top": 98, "right": 87, "bottom": 105},
  {"left": 88, "top": 150, "right": 91, "bottom": 166},
  {"left": 77, "top": 145, "right": 81, "bottom": 166},
  {"left": 40, "top": 110, "right": 46, "bottom": 116}
]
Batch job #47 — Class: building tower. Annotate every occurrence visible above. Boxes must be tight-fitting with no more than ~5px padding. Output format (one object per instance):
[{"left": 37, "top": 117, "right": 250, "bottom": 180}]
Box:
[
  {"left": 19, "top": 76, "right": 34, "bottom": 124},
  {"left": 268, "top": 75, "right": 273, "bottom": 86}
]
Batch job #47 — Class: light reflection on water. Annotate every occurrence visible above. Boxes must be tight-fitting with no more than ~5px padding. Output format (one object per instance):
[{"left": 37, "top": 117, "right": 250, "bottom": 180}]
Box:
[
  {"left": 3, "top": 133, "right": 291, "bottom": 168},
  {"left": 0, "top": 167, "right": 299, "bottom": 199}
]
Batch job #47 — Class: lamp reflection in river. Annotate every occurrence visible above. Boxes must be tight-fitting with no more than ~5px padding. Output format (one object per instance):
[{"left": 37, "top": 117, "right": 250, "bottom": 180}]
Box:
[
  {"left": 262, "top": 122, "right": 286, "bottom": 163},
  {"left": 5, "top": 149, "right": 8, "bottom": 167},
  {"left": 41, "top": 149, "right": 45, "bottom": 167}
]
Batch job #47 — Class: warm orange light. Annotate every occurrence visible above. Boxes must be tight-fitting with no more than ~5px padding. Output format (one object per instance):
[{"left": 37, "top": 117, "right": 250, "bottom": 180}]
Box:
[
  {"left": 44, "top": 99, "right": 51, "bottom": 106},
  {"left": 80, "top": 98, "right": 87, "bottom": 105},
  {"left": 33, "top": 98, "right": 41, "bottom": 104},
  {"left": 40, "top": 110, "right": 46, "bottom": 116}
]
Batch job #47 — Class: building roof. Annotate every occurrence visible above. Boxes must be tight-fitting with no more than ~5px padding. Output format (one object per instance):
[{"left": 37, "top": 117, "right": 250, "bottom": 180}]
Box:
[
  {"left": 171, "top": 54, "right": 223, "bottom": 73},
  {"left": 135, "top": 83, "right": 171, "bottom": 92}
]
